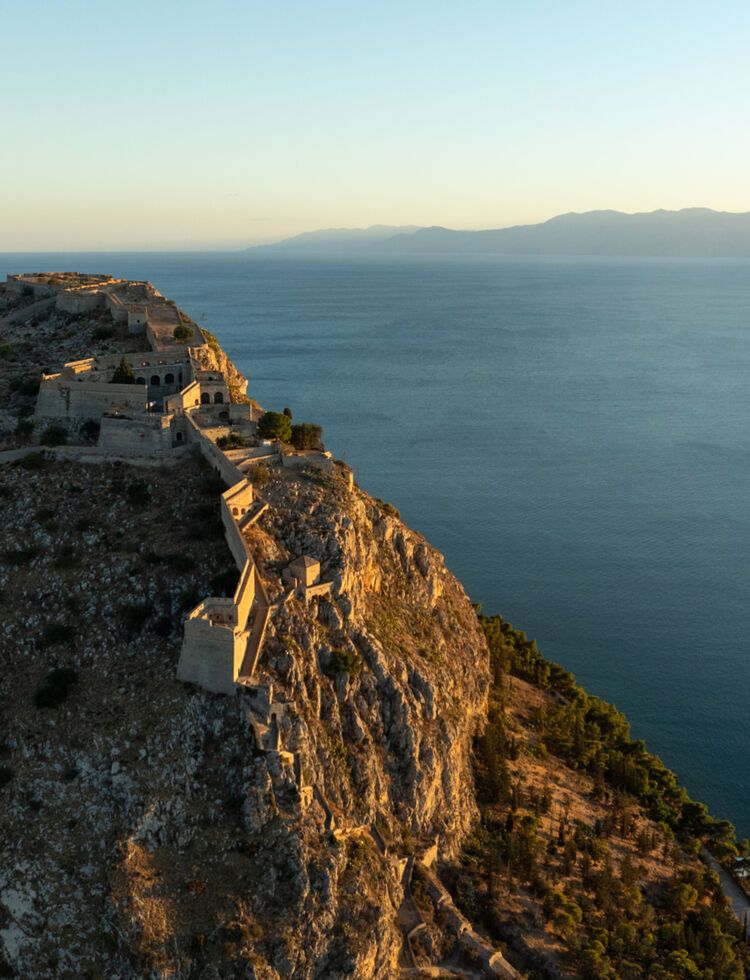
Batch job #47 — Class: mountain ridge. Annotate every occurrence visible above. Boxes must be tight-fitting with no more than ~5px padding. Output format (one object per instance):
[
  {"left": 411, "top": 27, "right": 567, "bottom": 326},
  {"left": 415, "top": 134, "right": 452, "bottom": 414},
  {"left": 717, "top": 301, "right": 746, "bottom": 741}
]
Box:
[{"left": 250, "top": 208, "right": 750, "bottom": 258}]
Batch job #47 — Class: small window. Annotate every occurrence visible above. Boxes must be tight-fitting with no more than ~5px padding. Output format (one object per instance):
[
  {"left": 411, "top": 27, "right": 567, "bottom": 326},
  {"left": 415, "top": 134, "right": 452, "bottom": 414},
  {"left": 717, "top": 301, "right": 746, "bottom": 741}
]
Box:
[
  {"left": 214, "top": 392, "right": 224, "bottom": 404},
  {"left": 201, "top": 392, "right": 211, "bottom": 404},
  {"left": 176, "top": 432, "right": 183, "bottom": 442}
]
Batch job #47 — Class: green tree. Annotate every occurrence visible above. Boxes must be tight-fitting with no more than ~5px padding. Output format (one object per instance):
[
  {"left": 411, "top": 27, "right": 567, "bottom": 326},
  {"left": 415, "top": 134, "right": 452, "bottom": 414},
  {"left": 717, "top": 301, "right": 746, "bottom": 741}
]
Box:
[
  {"left": 111, "top": 357, "right": 135, "bottom": 384},
  {"left": 257, "top": 411, "right": 292, "bottom": 442},
  {"left": 290, "top": 422, "right": 323, "bottom": 450}
]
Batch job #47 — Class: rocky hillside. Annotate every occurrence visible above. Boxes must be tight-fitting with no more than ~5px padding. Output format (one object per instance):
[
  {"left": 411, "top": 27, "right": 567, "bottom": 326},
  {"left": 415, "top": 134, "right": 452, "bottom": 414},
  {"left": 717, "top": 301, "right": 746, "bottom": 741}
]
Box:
[{"left": 0, "top": 451, "right": 491, "bottom": 979}]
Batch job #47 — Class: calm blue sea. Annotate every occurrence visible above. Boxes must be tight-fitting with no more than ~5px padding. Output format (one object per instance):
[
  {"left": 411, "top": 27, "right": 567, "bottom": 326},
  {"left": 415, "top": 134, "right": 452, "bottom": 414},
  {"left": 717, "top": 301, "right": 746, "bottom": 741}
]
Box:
[{"left": 3, "top": 250, "right": 749, "bottom": 836}]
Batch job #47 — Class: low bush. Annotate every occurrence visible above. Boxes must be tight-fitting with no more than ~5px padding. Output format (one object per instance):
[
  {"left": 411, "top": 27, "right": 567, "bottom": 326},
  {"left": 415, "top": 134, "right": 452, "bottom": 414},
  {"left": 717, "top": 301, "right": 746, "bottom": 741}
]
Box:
[
  {"left": 126, "top": 479, "right": 151, "bottom": 509},
  {"left": 9, "top": 375, "right": 40, "bottom": 397},
  {"left": 216, "top": 431, "right": 250, "bottom": 450},
  {"left": 40, "top": 424, "right": 68, "bottom": 447},
  {"left": 211, "top": 568, "right": 238, "bottom": 595},
  {"left": 119, "top": 602, "right": 153, "bottom": 638},
  {"left": 15, "top": 418, "right": 34, "bottom": 441},
  {"left": 91, "top": 326, "right": 114, "bottom": 341},
  {"left": 326, "top": 648, "right": 363, "bottom": 678},
  {"left": 252, "top": 463, "right": 270, "bottom": 487},
  {"left": 15, "top": 451, "right": 48, "bottom": 470},
  {"left": 33, "top": 667, "right": 78, "bottom": 709},
  {"left": 53, "top": 545, "right": 79, "bottom": 569},
  {"left": 80, "top": 418, "right": 100, "bottom": 443},
  {"left": 2, "top": 547, "right": 40, "bottom": 566},
  {"left": 173, "top": 324, "right": 192, "bottom": 342},
  {"left": 41, "top": 622, "right": 76, "bottom": 647}
]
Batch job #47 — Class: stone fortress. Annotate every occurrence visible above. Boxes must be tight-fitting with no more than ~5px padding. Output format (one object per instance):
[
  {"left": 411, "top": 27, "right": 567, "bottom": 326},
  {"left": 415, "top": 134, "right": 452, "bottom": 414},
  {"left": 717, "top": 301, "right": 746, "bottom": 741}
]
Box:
[
  {"left": 2, "top": 272, "right": 518, "bottom": 979},
  {"left": 7, "top": 272, "right": 336, "bottom": 702}
]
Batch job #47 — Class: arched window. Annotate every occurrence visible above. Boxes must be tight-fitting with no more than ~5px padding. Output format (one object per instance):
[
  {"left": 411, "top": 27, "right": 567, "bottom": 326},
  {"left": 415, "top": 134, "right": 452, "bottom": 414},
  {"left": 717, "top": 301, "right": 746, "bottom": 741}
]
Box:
[
  {"left": 150, "top": 375, "right": 160, "bottom": 386},
  {"left": 214, "top": 391, "right": 224, "bottom": 404},
  {"left": 194, "top": 399, "right": 199, "bottom": 406},
  {"left": 201, "top": 392, "right": 211, "bottom": 404},
  {"left": 165, "top": 373, "right": 174, "bottom": 384},
  {"left": 232, "top": 507, "right": 239, "bottom": 515},
  {"left": 136, "top": 377, "right": 146, "bottom": 385}
]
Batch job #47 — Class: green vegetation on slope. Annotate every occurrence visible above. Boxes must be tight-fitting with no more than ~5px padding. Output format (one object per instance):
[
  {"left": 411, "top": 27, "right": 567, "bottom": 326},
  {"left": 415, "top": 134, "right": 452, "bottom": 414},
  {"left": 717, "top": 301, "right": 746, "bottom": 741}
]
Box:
[{"left": 458, "top": 613, "right": 748, "bottom": 978}]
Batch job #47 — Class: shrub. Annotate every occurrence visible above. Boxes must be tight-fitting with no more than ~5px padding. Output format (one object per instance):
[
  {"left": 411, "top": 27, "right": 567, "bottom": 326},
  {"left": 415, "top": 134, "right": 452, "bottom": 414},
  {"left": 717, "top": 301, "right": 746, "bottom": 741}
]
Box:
[
  {"left": 283, "top": 406, "right": 293, "bottom": 419},
  {"left": 41, "top": 622, "right": 76, "bottom": 647},
  {"left": 0, "top": 766, "right": 14, "bottom": 788},
  {"left": 10, "top": 375, "right": 40, "bottom": 397},
  {"left": 0, "top": 343, "right": 14, "bottom": 359},
  {"left": 40, "top": 424, "right": 68, "bottom": 446},
  {"left": 126, "top": 479, "right": 151, "bottom": 509},
  {"left": 110, "top": 358, "right": 135, "bottom": 384},
  {"left": 15, "top": 451, "right": 48, "bottom": 470},
  {"left": 74, "top": 517, "right": 94, "bottom": 532},
  {"left": 152, "top": 615, "right": 173, "bottom": 637},
  {"left": 327, "top": 648, "right": 363, "bottom": 678},
  {"left": 216, "top": 431, "right": 250, "bottom": 450},
  {"left": 211, "top": 568, "right": 238, "bottom": 595},
  {"left": 173, "top": 324, "right": 192, "bottom": 342},
  {"left": 15, "top": 419, "right": 34, "bottom": 441},
  {"left": 91, "top": 326, "right": 114, "bottom": 341},
  {"left": 53, "top": 545, "right": 79, "bottom": 569},
  {"left": 119, "top": 602, "right": 153, "bottom": 637},
  {"left": 257, "top": 411, "right": 292, "bottom": 443},
  {"left": 33, "top": 667, "right": 78, "bottom": 709},
  {"left": 2, "top": 547, "right": 40, "bottom": 566},
  {"left": 80, "top": 418, "right": 100, "bottom": 443},
  {"left": 290, "top": 422, "right": 323, "bottom": 451},
  {"left": 252, "top": 463, "right": 270, "bottom": 487}
]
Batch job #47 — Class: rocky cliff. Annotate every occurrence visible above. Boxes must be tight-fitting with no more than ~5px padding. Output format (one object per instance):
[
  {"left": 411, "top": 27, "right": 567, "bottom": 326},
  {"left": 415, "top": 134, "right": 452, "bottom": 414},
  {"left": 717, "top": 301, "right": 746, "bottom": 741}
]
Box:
[{"left": 0, "top": 282, "right": 494, "bottom": 978}]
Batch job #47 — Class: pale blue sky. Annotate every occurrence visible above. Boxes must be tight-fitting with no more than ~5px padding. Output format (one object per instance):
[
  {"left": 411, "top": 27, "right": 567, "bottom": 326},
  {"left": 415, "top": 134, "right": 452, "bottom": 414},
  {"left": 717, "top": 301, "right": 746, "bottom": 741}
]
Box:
[{"left": 2, "top": 0, "right": 749, "bottom": 249}]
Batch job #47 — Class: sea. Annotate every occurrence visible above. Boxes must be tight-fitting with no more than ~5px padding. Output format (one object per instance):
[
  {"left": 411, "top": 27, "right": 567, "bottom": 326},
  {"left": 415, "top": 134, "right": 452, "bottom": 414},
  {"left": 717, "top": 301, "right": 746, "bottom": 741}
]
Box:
[{"left": 2, "top": 250, "right": 749, "bottom": 837}]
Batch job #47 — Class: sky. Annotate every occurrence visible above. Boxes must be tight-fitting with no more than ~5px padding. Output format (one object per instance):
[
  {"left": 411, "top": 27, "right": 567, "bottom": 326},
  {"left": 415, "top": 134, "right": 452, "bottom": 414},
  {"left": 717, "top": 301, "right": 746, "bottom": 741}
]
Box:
[{"left": 1, "top": 0, "right": 750, "bottom": 250}]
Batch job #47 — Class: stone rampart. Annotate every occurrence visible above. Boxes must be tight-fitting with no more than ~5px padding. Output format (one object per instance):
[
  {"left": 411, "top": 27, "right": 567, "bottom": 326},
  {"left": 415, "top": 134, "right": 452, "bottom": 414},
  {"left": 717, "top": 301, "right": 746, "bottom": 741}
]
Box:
[{"left": 35, "top": 377, "right": 149, "bottom": 420}]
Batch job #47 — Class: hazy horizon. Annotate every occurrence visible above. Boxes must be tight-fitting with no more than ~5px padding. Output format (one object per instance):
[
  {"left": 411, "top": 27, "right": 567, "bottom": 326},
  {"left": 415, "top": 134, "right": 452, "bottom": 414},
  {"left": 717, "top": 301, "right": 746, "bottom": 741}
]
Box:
[{"left": 2, "top": 1, "right": 750, "bottom": 250}]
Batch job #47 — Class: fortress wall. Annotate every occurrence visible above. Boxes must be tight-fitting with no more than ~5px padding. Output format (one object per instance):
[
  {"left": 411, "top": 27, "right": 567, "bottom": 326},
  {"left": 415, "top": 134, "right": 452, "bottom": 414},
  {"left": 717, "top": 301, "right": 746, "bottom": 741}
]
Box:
[
  {"left": 221, "top": 501, "right": 252, "bottom": 569},
  {"left": 233, "top": 557, "right": 256, "bottom": 631},
  {"left": 35, "top": 378, "right": 149, "bottom": 419},
  {"left": 185, "top": 413, "right": 245, "bottom": 487},
  {"left": 98, "top": 415, "right": 174, "bottom": 457},
  {"left": 177, "top": 618, "right": 240, "bottom": 696},
  {"left": 56, "top": 291, "right": 104, "bottom": 314}
]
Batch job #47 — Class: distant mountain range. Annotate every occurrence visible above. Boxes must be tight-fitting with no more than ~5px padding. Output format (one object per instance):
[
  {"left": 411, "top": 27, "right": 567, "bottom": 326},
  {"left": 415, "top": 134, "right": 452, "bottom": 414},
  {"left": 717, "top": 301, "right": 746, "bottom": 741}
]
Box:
[
  {"left": 250, "top": 225, "right": 421, "bottom": 253},
  {"left": 249, "top": 209, "right": 750, "bottom": 258}
]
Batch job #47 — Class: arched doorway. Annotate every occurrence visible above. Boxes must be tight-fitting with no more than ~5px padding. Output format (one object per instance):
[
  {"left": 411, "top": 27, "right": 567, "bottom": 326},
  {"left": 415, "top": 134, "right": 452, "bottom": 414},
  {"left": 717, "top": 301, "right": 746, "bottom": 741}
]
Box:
[
  {"left": 150, "top": 375, "right": 160, "bottom": 386},
  {"left": 214, "top": 392, "right": 224, "bottom": 403}
]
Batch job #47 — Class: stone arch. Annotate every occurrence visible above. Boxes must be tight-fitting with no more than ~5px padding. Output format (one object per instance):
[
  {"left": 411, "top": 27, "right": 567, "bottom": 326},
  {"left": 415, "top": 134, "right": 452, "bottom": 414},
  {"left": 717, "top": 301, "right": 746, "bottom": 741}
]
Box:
[
  {"left": 219, "top": 410, "right": 229, "bottom": 421},
  {"left": 200, "top": 392, "right": 211, "bottom": 405},
  {"left": 165, "top": 372, "right": 175, "bottom": 384},
  {"left": 150, "top": 374, "right": 160, "bottom": 386},
  {"left": 136, "top": 377, "right": 146, "bottom": 385},
  {"left": 214, "top": 391, "right": 224, "bottom": 404}
]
